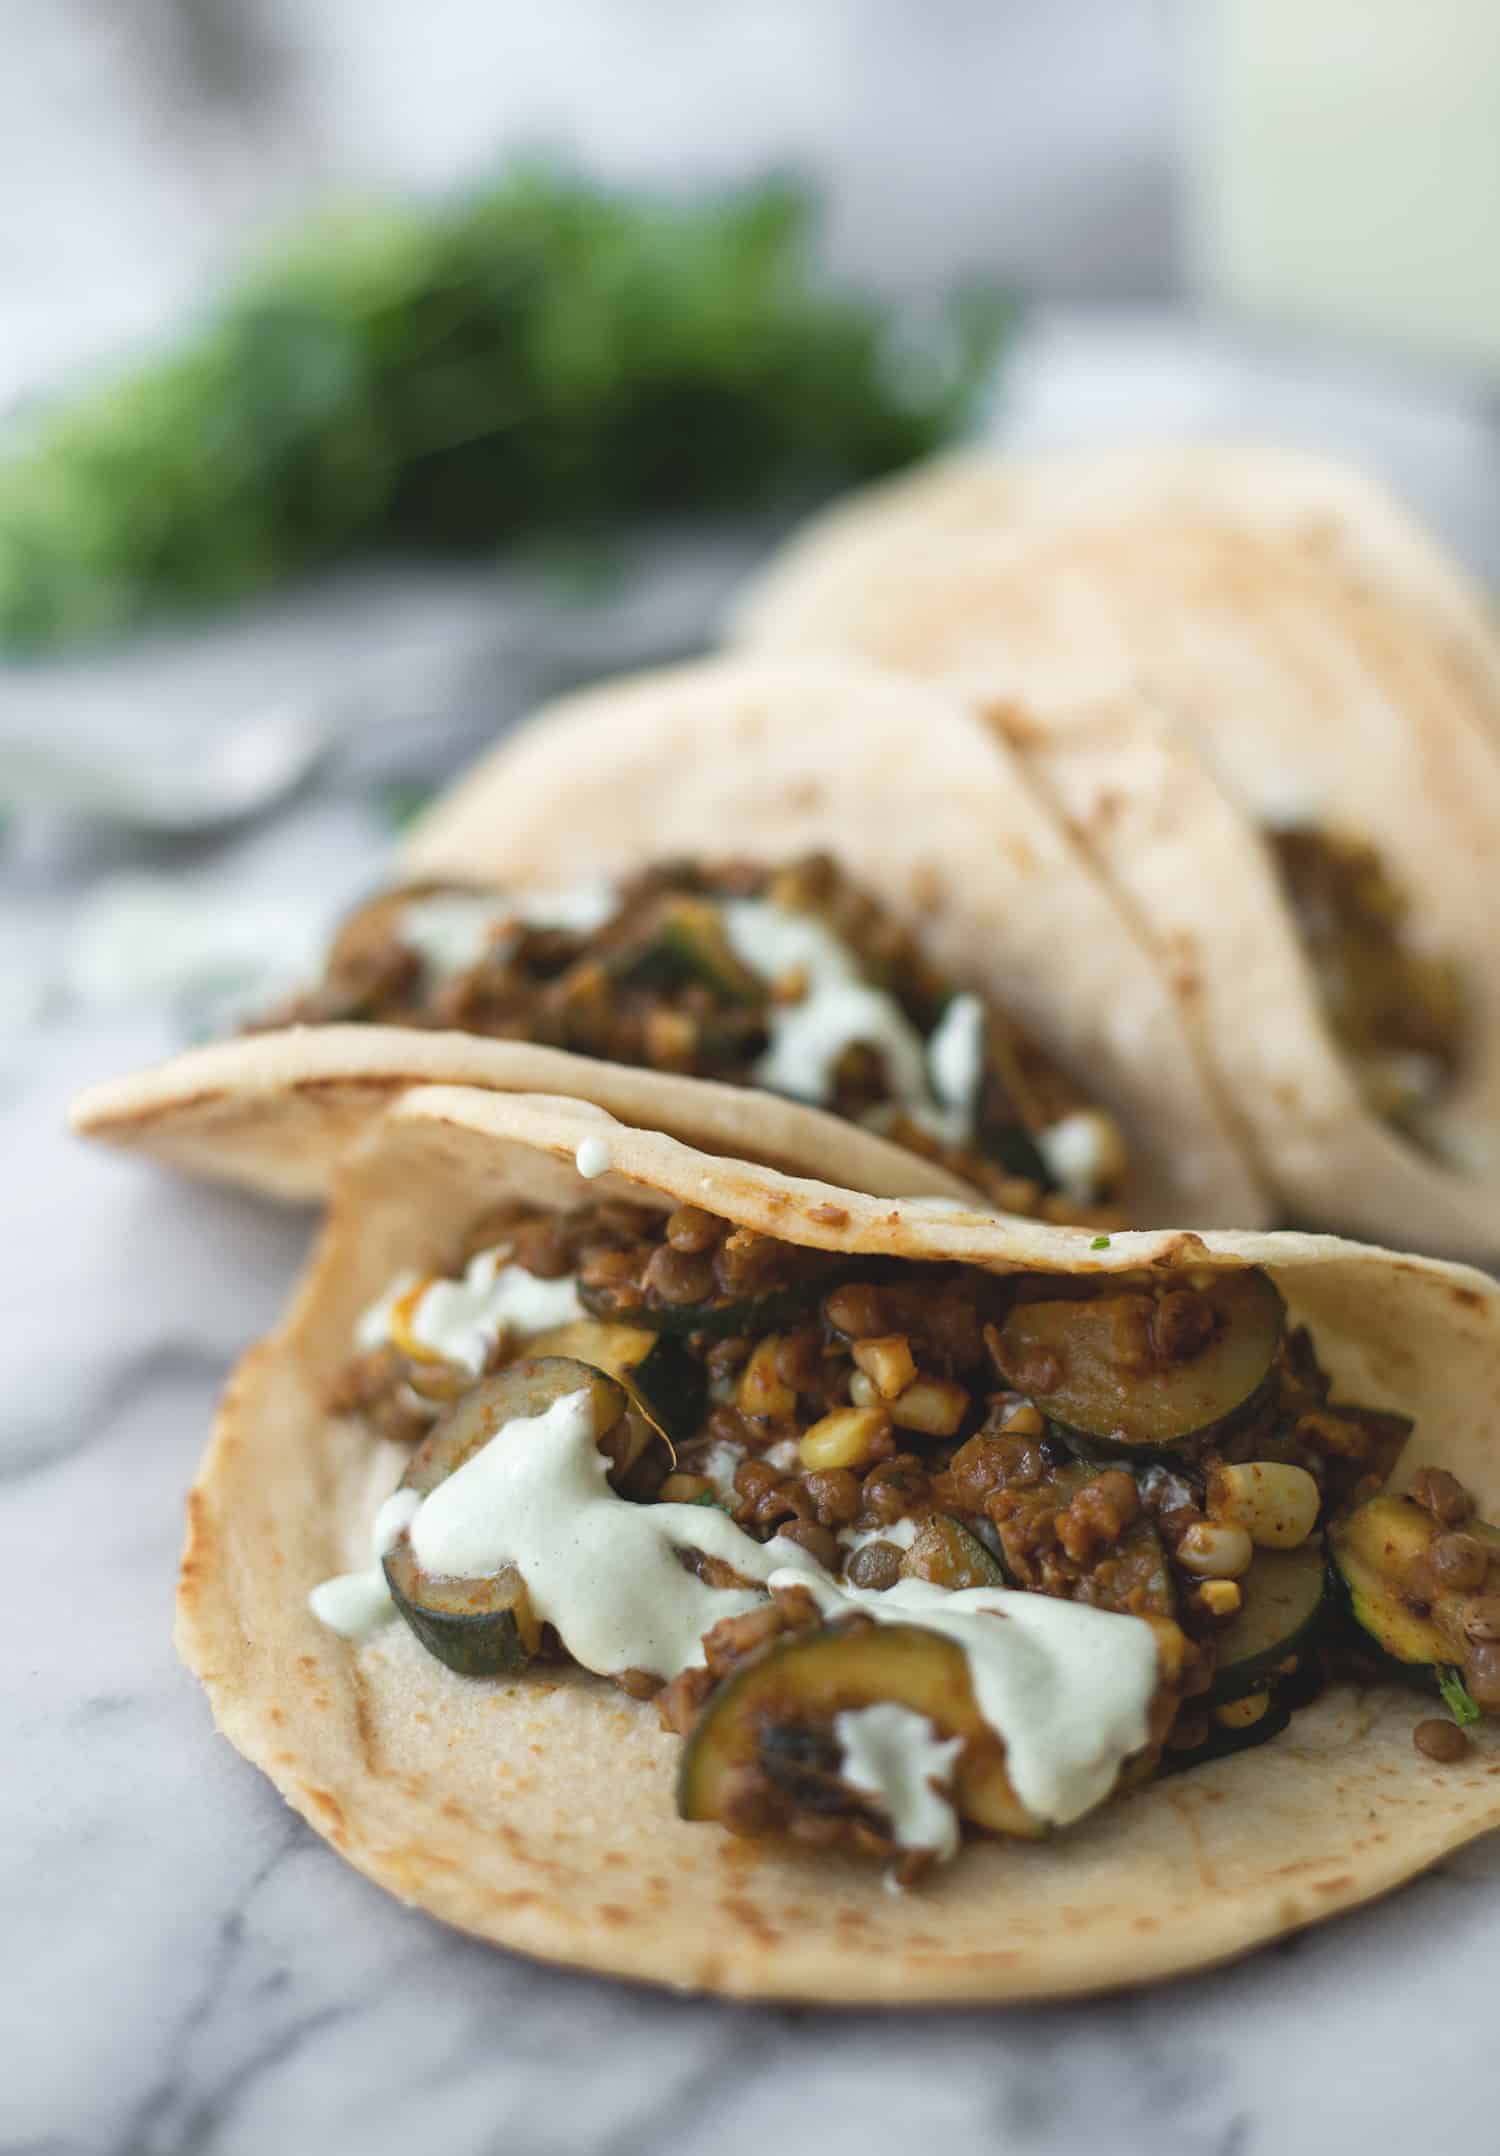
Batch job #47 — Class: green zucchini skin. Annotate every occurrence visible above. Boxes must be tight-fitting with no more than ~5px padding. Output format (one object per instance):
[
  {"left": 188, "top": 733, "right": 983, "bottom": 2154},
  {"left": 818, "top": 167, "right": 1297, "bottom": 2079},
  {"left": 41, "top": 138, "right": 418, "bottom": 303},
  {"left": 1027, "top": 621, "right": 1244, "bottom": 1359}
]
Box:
[
  {"left": 525, "top": 1319, "right": 707, "bottom": 1444},
  {"left": 1160, "top": 1695, "right": 1293, "bottom": 1776},
  {"left": 678, "top": 1617, "right": 1046, "bottom": 1843},
  {"left": 382, "top": 1356, "right": 625, "bottom": 1677},
  {"left": 1209, "top": 1546, "right": 1328, "bottom": 1704},
  {"left": 611, "top": 895, "right": 763, "bottom": 1002},
  {"left": 382, "top": 1551, "right": 537, "bottom": 1678},
  {"left": 578, "top": 1276, "right": 821, "bottom": 1338},
  {"left": 1329, "top": 1494, "right": 1500, "bottom": 1672},
  {"left": 995, "top": 1270, "right": 1286, "bottom": 1462}
]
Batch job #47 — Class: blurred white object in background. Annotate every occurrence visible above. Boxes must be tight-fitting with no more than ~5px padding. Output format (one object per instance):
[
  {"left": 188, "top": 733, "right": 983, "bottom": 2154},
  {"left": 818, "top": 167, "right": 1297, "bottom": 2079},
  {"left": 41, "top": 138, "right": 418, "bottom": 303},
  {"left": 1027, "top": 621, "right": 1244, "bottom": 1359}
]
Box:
[{"left": 1192, "top": 0, "right": 1500, "bottom": 377}]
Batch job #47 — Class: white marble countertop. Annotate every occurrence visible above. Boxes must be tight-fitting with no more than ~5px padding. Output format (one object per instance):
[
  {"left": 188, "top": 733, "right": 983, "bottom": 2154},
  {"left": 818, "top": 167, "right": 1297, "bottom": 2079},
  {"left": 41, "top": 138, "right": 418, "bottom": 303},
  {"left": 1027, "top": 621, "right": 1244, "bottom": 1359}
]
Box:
[{"left": 8, "top": 319, "right": 1500, "bottom": 2155}]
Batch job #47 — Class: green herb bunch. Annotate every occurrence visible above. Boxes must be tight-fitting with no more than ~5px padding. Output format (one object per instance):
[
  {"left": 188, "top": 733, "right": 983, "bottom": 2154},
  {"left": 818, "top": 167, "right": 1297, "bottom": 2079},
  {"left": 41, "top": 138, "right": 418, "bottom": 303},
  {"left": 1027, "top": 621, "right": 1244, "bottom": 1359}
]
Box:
[{"left": 0, "top": 168, "right": 1007, "bottom": 650}]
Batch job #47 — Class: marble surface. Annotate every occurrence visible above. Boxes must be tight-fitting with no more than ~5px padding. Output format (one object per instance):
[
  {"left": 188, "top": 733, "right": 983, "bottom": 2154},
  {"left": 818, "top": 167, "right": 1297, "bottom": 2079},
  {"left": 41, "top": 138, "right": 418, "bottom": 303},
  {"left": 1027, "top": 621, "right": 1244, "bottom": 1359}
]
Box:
[{"left": 9, "top": 322, "right": 1500, "bottom": 2154}]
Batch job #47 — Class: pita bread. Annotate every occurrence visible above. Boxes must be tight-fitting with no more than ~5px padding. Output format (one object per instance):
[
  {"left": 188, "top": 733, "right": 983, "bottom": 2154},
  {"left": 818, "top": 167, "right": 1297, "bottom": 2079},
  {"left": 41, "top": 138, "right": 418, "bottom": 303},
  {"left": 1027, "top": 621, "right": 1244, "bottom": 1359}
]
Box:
[
  {"left": 400, "top": 653, "right": 1266, "bottom": 1228},
  {"left": 732, "top": 448, "right": 1500, "bottom": 1255},
  {"left": 180, "top": 1084, "right": 1500, "bottom": 2004}
]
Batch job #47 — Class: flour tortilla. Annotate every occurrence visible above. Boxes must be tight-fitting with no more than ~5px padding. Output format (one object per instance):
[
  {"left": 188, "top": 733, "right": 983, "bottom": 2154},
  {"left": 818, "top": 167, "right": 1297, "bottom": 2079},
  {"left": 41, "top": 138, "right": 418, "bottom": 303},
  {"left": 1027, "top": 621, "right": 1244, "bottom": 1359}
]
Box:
[
  {"left": 731, "top": 439, "right": 1500, "bottom": 726},
  {"left": 732, "top": 448, "right": 1500, "bottom": 1256},
  {"left": 68, "top": 1024, "right": 976, "bottom": 1207},
  {"left": 997, "top": 698, "right": 1500, "bottom": 1256},
  {"left": 180, "top": 1085, "right": 1500, "bottom": 2004},
  {"left": 400, "top": 652, "right": 1266, "bottom": 1228}
]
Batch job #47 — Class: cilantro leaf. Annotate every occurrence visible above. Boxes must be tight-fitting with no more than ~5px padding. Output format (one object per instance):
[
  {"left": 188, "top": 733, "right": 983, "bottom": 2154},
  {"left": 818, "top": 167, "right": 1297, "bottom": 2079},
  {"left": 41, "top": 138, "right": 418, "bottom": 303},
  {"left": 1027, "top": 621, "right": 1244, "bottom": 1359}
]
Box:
[
  {"left": 1438, "top": 1666, "right": 1481, "bottom": 1726},
  {"left": 1090, "top": 1233, "right": 1112, "bottom": 1250}
]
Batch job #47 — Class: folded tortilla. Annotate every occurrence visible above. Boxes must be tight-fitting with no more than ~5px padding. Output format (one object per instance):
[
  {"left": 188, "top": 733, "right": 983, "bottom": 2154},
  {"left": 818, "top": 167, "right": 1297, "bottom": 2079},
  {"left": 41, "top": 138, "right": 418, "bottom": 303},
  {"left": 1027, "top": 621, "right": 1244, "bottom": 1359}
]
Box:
[
  {"left": 74, "top": 653, "right": 1265, "bottom": 1228},
  {"left": 731, "top": 447, "right": 1500, "bottom": 1255},
  {"left": 179, "top": 1083, "right": 1500, "bottom": 2004},
  {"left": 398, "top": 652, "right": 1265, "bottom": 1227}
]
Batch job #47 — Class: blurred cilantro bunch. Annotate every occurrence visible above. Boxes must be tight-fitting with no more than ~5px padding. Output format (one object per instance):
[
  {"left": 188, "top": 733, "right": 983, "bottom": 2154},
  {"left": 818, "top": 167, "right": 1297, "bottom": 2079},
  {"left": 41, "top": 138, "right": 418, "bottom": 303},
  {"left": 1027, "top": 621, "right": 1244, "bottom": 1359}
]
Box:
[{"left": 0, "top": 168, "right": 1008, "bottom": 651}]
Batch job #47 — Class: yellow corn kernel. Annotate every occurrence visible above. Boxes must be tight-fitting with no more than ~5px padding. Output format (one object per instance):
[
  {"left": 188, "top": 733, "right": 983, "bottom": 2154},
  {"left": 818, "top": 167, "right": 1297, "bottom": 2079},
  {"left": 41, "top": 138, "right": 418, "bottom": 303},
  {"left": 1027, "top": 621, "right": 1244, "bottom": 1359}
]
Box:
[
  {"left": 799, "top": 1407, "right": 890, "bottom": 1472},
  {"left": 848, "top": 1369, "right": 879, "bottom": 1409},
  {"left": 737, "top": 1334, "right": 796, "bottom": 1421},
  {"left": 1213, "top": 1690, "right": 1271, "bottom": 1731},
  {"left": 1001, "top": 1402, "right": 1044, "bottom": 1437},
  {"left": 1196, "top": 1578, "right": 1242, "bottom": 1619},
  {"left": 1175, "top": 1520, "right": 1253, "bottom": 1579},
  {"left": 852, "top": 1335, "right": 918, "bottom": 1401},
  {"left": 1207, "top": 1461, "right": 1320, "bottom": 1549},
  {"left": 889, "top": 1376, "right": 969, "bottom": 1437}
]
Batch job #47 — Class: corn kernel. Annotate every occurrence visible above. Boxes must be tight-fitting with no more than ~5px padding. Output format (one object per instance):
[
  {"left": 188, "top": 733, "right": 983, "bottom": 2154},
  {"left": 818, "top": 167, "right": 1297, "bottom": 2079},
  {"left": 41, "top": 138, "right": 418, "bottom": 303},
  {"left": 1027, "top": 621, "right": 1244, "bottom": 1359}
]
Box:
[
  {"left": 1196, "top": 1579, "right": 1242, "bottom": 1619},
  {"left": 852, "top": 1335, "right": 918, "bottom": 1401},
  {"left": 1207, "top": 1461, "right": 1320, "bottom": 1549},
  {"left": 889, "top": 1376, "right": 969, "bottom": 1437},
  {"left": 1213, "top": 1690, "right": 1271, "bottom": 1730},
  {"left": 737, "top": 1334, "right": 796, "bottom": 1421},
  {"left": 1001, "top": 1403, "right": 1044, "bottom": 1437},
  {"left": 848, "top": 1370, "right": 879, "bottom": 1409},
  {"left": 799, "top": 1407, "right": 890, "bottom": 1472},
  {"left": 1175, "top": 1520, "right": 1254, "bottom": 1579}
]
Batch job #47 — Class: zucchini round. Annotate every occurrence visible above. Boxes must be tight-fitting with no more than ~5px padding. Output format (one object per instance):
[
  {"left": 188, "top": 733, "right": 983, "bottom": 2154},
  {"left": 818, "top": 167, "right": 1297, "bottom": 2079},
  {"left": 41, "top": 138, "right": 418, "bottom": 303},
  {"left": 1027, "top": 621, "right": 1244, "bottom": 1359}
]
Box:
[
  {"left": 525, "top": 1318, "right": 707, "bottom": 1446},
  {"left": 1208, "top": 1545, "right": 1327, "bottom": 1703},
  {"left": 1330, "top": 1492, "right": 1500, "bottom": 1672},
  {"left": 1160, "top": 1693, "right": 1293, "bottom": 1776},
  {"left": 383, "top": 1356, "right": 628, "bottom": 1677},
  {"left": 678, "top": 1617, "right": 1045, "bottom": 1842},
  {"left": 611, "top": 895, "right": 763, "bottom": 1002},
  {"left": 995, "top": 1269, "right": 1285, "bottom": 1459},
  {"left": 579, "top": 1274, "right": 821, "bottom": 1338}
]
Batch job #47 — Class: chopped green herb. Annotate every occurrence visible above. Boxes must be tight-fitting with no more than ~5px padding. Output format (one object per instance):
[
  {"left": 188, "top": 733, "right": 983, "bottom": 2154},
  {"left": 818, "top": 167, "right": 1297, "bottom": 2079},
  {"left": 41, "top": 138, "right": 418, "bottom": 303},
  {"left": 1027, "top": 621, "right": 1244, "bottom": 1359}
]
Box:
[
  {"left": 1090, "top": 1234, "right": 1112, "bottom": 1250},
  {"left": 1438, "top": 1667, "right": 1481, "bottom": 1726},
  {"left": 0, "top": 168, "right": 1009, "bottom": 650}
]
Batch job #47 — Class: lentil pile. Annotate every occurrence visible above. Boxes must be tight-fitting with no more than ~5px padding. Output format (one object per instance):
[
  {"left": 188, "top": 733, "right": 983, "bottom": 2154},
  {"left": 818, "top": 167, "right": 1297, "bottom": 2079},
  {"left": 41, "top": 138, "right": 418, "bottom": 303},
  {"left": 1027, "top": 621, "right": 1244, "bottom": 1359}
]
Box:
[
  {"left": 261, "top": 853, "right": 1127, "bottom": 1222},
  {"left": 1271, "top": 824, "right": 1463, "bottom": 1135},
  {"left": 334, "top": 1193, "right": 1491, "bottom": 1864}
]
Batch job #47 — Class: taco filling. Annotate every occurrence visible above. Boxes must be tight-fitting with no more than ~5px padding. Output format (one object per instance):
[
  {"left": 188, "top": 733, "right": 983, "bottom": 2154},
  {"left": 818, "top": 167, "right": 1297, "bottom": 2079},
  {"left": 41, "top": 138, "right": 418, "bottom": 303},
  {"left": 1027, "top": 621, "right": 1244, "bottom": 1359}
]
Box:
[
  {"left": 257, "top": 854, "right": 1126, "bottom": 1221},
  {"left": 1269, "top": 825, "right": 1464, "bottom": 1140},
  {"left": 310, "top": 1190, "right": 1479, "bottom": 1882}
]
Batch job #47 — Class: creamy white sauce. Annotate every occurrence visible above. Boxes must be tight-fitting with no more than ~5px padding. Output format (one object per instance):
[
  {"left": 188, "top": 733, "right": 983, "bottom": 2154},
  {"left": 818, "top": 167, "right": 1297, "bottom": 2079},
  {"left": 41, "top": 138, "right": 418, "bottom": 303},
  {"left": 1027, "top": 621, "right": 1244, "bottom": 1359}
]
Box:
[
  {"left": 405, "top": 1390, "right": 820, "bottom": 1677},
  {"left": 722, "top": 900, "right": 932, "bottom": 1111},
  {"left": 925, "top": 992, "right": 987, "bottom": 1146},
  {"left": 404, "top": 1250, "right": 583, "bottom": 1375},
  {"left": 306, "top": 1489, "right": 422, "bottom": 1641},
  {"left": 399, "top": 894, "right": 518, "bottom": 978},
  {"left": 399, "top": 883, "right": 617, "bottom": 980},
  {"left": 354, "top": 1269, "right": 420, "bottom": 1354},
  {"left": 574, "top": 1136, "right": 613, "bottom": 1180},
  {"left": 763, "top": 1437, "right": 803, "bottom": 1473},
  {"left": 1036, "top": 1110, "right": 1110, "bottom": 1203},
  {"left": 770, "top": 1570, "right": 1157, "bottom": 1828},
  {"left": 834, "top": 1703, "right": 963, "bottom": 1859},
  {"left": 695, "top": 1439, "right": 746, "bottom": 1504},
  {"left": 839, "top": 1514, "right": 921, "bottom": 1555}
]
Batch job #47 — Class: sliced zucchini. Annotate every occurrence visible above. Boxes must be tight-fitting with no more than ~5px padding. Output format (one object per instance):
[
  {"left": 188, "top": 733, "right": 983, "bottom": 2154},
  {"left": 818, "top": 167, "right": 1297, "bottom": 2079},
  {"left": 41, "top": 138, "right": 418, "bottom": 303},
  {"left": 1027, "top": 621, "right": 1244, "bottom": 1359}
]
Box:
[
  {"left": 525, "top": 1319, "right": 707, "bottom": 1446},
  {"left": 1160, "top": 1693, "right": 1293, "bottom": 1775},
  {"left": 995, "top": 1269, "right": 1284, "bottom": 1459},
  {"left": 383, "top": 1356, "right": 629, "bottom": 1677},
  {"left": 612, "top": 895, "right": 763, "bottom": 1003},
  {"left": 1209, "top": 1545, "right": 1327, "bottom": 1703},
  {"left": 678, "top": 1618, "right": 1046, "bottom": 1843},
  {"left": 992, "top": 1461, "right": 1176, "bottom": 1618},
  {"left": 1330, "top": 1493, "right": 1500, "bottom": 1674},
  {"left": 579, "top": 1273, "right": 820, "bottom": 1338},
  {"left": 900, "top": 1513, "right": 1009, "bottom": 1591}
]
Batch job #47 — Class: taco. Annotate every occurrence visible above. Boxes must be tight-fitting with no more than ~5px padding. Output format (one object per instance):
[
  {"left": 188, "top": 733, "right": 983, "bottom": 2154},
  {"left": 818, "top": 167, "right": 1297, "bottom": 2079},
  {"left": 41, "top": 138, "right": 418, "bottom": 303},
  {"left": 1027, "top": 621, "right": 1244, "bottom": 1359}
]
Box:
[
  {"left": 731, "top": 446, "right": 1500, "bottom": 1254},
  {"left": 72, "top": 655, "right": 1266, "bottom": 1228},
  {"left": 180, "top": 1083, "right": 1500, "bottom": 2003}
]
